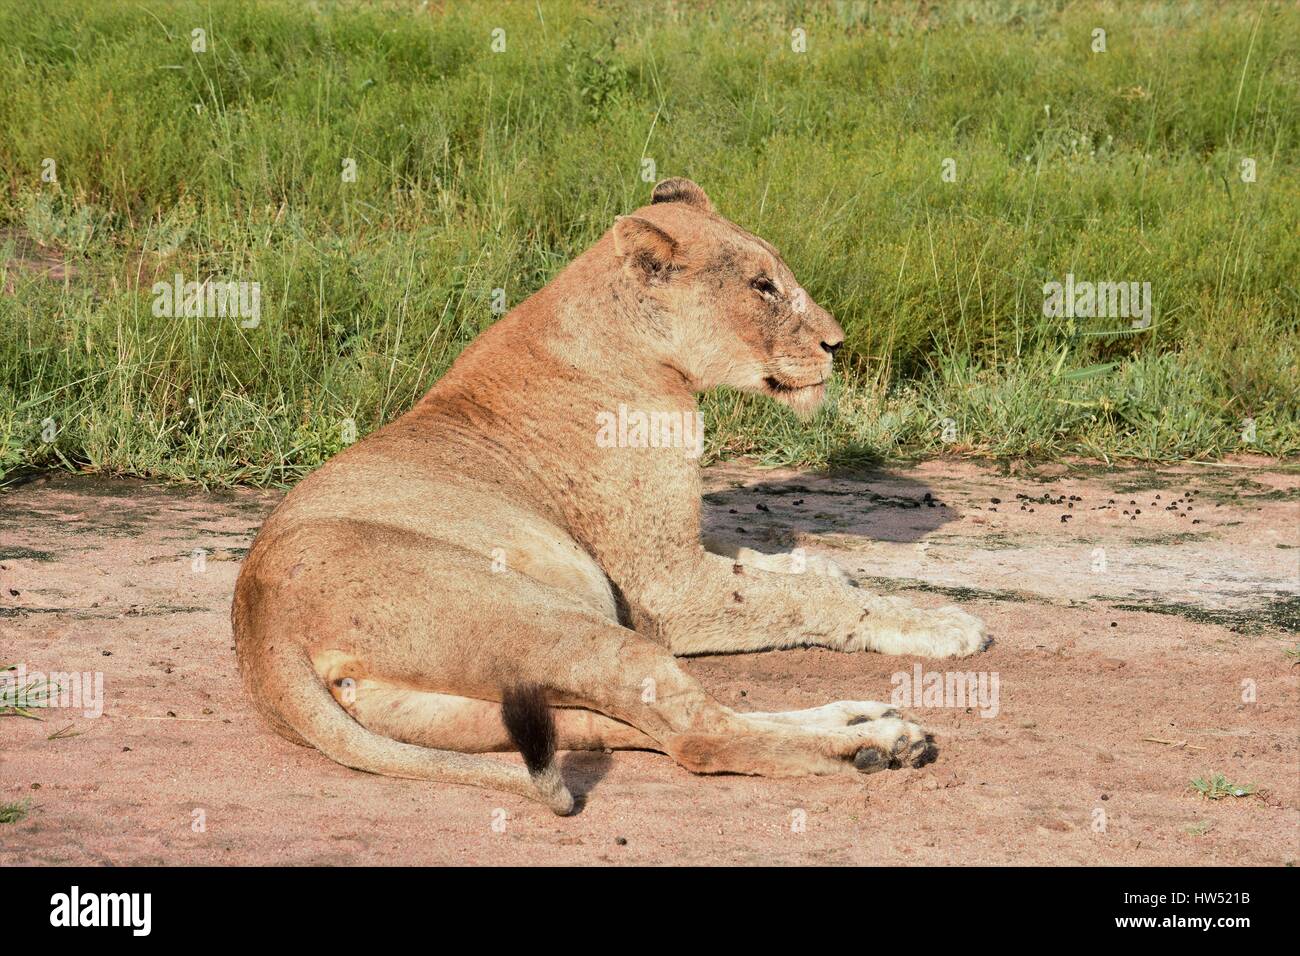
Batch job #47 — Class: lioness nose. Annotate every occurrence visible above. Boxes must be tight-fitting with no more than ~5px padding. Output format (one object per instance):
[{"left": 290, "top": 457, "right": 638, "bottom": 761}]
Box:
[{"left": 820, "top": 339, "right": 842, "bottom": 354}]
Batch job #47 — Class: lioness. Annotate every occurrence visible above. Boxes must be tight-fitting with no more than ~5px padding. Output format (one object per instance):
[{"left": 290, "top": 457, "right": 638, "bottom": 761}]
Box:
[{"left": 232, "top": 179, "right": 987, "bottom": 814}]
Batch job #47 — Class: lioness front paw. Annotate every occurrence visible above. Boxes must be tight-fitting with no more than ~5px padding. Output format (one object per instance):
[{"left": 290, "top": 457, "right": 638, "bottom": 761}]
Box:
[{"left": 842, "top": 596, "right": 988, "bottom": 658}]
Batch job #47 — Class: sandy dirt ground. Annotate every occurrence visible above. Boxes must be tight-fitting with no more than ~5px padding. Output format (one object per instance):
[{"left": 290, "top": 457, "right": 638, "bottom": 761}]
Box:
[{"left": 1, "top": 458, "right": 1297, "bottom": 866}]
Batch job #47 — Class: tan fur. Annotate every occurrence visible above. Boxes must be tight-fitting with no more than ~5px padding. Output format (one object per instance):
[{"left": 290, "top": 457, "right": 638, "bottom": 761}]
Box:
[{"left": 232, "top": 179, "right": 987, "bottom": 813}]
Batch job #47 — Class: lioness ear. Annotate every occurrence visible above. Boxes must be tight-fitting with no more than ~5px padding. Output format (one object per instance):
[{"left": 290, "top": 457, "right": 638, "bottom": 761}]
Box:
[
  {"left": 651, "top": 177, "right": 714, "bottom": 214},
  {"left": 612, "top": 215, "right": 678, "bottom": 280}
]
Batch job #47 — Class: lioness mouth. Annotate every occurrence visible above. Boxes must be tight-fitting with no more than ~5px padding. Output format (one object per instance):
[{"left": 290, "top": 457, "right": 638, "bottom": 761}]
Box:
[{"left": 764, "top": 375, "right": 825, "bottom": 394}]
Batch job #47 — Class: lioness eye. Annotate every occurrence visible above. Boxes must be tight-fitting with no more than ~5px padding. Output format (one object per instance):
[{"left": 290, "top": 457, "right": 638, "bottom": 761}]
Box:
[{"left": 751, "top": 276, "right": 779, "bottom": 297}]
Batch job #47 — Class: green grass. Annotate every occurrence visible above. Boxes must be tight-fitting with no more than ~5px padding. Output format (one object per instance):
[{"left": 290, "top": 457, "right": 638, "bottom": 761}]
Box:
[
  {"left": 1, "top": 0, "right": 1297, "bottom": 485},
  {"left": 0, "top": 799, "right": 30, "bottom": 823}
]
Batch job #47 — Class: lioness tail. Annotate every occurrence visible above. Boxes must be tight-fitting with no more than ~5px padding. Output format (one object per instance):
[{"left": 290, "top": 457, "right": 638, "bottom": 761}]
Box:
[
  {"left": 253, "top": 646, "right": 575, "bottom": 815},
  {"left": 502, "top": 683, "right": 575, "bottom": 816}
]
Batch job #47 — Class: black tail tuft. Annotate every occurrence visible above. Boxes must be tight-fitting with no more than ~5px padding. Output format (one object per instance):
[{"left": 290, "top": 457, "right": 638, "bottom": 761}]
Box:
[{"left": 501, "top": 683, "right": 557, "bottom": 776}]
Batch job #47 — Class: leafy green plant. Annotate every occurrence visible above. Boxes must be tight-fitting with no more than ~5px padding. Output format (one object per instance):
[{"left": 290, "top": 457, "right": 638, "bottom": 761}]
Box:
[{"left": 1190, "top": 774, "right": 1258, "bottom": 801}]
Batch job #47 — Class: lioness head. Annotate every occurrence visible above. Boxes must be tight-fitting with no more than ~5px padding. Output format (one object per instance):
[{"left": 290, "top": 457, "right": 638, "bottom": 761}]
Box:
[{"left": 611, "top": 178, "right": 845, "bottom": 417}]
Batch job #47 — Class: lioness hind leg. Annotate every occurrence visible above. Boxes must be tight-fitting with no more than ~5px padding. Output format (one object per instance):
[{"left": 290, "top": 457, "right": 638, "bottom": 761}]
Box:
[
  {"left": 342, "top": 600, "right": 936, "bottom": 779},
  {"left": 332, "top": 679, "right": 657, "bottom": 753},
  {"left": 324, "top": 671, "right": 932, "bottom": 773}
]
